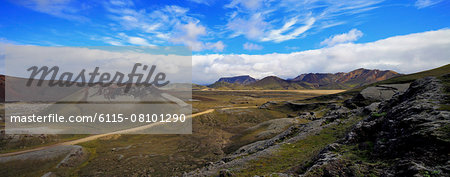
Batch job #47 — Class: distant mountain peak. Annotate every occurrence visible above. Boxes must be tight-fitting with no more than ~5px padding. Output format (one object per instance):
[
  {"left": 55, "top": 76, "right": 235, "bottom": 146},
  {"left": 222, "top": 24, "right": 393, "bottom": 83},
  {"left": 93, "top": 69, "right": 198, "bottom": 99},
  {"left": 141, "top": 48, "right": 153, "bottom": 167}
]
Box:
[
  {"left": 292, "top": 68, "right": 400, "bottom": 87},
  {"left": 216, "top": 75, "right": 257, "bottom": 85}
]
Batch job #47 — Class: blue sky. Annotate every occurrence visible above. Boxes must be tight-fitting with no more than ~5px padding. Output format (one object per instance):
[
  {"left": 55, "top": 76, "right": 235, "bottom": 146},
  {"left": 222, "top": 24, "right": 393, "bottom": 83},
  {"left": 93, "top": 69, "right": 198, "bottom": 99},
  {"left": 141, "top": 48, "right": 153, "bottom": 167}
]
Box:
[
  {"left": 1, "top": 0, "right": 449, "bottom": 55},
  {"left": 1, "top": 0, "right": 450, "bottom": 84}
]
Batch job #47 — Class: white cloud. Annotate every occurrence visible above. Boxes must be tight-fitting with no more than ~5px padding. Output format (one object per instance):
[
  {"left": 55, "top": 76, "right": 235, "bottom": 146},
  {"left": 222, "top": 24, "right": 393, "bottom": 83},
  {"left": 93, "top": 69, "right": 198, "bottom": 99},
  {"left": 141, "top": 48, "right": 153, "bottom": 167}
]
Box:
[
  {"left": 171, "top": 22, "right": 205, "bottom": 51},
  {"left": 192, "top": 29, "right": 450, "bottom": 84},
  {"left": 13, "top": 0, "right": 89, "bottom": 21},
  {"left": 105, "top": 4, "right": 192, "bottom": 35},
  {"left": 321, "top": 29, "right": 363, "bottom": 47},
  {"left": 171, "top": 22, "right": 224, "bottom": 51},
  {"left": 226, "top": 13, "right": 268, "bottom": 40},
  {"left": 113, "top": 33, "right": 153, "bottom": 46},
  {"left": 243, "top": 42, "right": 263, "bottom": 50},
  {"left": 225, "top": 0, "right": 383, "bottom": 42},
  {"left": 262, "top": 17, "right": 316, "bottom": 42},
  {"left": 226, "top": 0, "right": 265, "bottom": 11},
  {"left": 128, "top": 36, "right": 152, "bottom": 46},
  {"left": 104, "top": 3, "right": 222, "bottom": 51},
  {"left": 188, "top": 0, "right": 213, "bottom": 5},
  {"left": 109, "top": 0, "right": 134, "bottom": 6},
  {"left": 101, "top": 37, "right": 123, "bottom": 46},
  {"left": 205, "top": 41, "right": 225, "bottom": 52},
  {"left": 415, "top": 0, "right": 443, "bottom": 9},
  {"left": 2, "top": 45, "right": 192, "bottom": 83}
]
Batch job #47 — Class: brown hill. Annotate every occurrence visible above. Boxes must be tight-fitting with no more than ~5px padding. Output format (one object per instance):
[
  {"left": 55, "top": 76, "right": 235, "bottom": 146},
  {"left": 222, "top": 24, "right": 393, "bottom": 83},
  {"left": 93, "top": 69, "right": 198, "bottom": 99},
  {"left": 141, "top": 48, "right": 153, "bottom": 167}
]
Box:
[{"left": 216, "top": 75, "right": 257, "bottom": 85}]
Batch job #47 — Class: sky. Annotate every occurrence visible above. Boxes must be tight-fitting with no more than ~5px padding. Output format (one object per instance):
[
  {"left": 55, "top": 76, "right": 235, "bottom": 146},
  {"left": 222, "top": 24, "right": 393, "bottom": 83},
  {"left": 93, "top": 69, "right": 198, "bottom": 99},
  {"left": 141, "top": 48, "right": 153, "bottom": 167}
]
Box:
[{"left": 0, "top": 0, "right": 450, "bottom": 84}]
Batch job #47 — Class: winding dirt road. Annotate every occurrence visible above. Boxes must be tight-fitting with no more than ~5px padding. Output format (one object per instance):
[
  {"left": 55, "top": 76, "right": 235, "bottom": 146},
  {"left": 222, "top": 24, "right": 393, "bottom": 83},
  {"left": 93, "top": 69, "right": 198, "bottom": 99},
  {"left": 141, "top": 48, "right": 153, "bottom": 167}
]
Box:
[
  {"left": 0, "top": 106, "right": 254, "bottom": 157},
  {"left": 0, "top": 108, "right": 217, "bottom": 157}
]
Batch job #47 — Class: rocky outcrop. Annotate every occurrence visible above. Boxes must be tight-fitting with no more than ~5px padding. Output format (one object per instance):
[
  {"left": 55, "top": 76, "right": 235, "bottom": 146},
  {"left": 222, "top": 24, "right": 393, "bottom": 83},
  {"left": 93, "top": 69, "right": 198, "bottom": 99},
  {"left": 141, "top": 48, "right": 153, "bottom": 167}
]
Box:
[
  {"left": 258, "top": 101, "right": 279, "bottom": 109},
  {"left": 184, "top": 102, "right": 357, "bottom": 176},
  {"left": 285, "top": 101, "right": 332, "bottom": 111},
  {"left": 245, "top": 118, "right": 297, "bottom": 139},
  {"left": 303, "top": 77, "right": 450, "bottom": 176},
  {"left": 346, "top": 83, "right": 410, "bottom": 107},
  {"left": 184, "top": 119, "right": 327, "bottom": 177},
  {"left": 56, "top": 145, "right": 86, "bottom": 168}
]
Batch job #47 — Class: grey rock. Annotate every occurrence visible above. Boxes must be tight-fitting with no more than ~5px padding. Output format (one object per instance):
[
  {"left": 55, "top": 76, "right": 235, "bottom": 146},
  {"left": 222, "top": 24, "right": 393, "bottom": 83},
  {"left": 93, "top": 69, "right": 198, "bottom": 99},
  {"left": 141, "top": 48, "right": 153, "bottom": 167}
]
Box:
[
  {"left": 303, "top": 77, "right": 450, "bottom": 177},
  {"left": 249, "top": 118, "right": 296, "bottom": 139},
  {"left": 56, "top": 145, "right": 84, "bottom": 168},
  {"left": 258, "top": 101, "right": 278, "bottom": 109},
  {"left": 219, "top": 169, "right": 235, "bottom": 177},
  {"left": 285, "top": 101, "right": 330, "bottom": 111},
  {"left": 297, "top": 112, "right": 317, "bottom": 120},
  {"left": 41, "top": 172, "right": 57, "bottom": 177},
  {"left": 184, "top": 120, "right": 326, "bottom": 177},
  {"left": 351, "top": 83, "right": 410, "bottom": 107},
  {"left": 363, "top": 102, "right": 380, "bottom": 114},
  {"left": 361, "top": 84, "right": 410, "bottom": 101},
  {"left": 269, "top": 173, "right": 291, "bottom": 177}
]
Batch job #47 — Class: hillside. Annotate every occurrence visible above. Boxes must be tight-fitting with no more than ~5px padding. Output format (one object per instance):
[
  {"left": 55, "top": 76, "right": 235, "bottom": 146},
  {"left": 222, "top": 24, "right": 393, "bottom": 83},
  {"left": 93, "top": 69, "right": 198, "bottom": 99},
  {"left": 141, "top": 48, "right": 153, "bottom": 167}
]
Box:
[
  {"left": 186, "top": 64, "right": 450, "bottom": 177},
  {"left": 247, "top": 76, "right": 305, "bottom": 90},
  {"left": 0, "top": 75, "right": 4, "bottom": 102},
  {"left": 209, "top": 68, "right": 401, "bottom": 90},
  {"left": 300, "top": 64, "right": 450, "bottom": 103},
  {"left": 216, "top": 75, "right": 257, "bottom": 85},
  {"left": 346, "top": 64, "right": 450, "bottom": 94}
]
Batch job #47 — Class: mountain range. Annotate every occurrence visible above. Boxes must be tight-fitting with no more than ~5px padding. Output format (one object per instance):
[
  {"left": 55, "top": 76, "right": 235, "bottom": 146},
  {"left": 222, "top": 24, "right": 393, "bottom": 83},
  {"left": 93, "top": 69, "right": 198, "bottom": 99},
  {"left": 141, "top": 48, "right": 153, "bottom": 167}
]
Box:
[
  {"left": 209, "top": 68, "right": 401, "bottom": 90},
  {"left": 0, "top": 68, "right": 401, "bottom": 97}
]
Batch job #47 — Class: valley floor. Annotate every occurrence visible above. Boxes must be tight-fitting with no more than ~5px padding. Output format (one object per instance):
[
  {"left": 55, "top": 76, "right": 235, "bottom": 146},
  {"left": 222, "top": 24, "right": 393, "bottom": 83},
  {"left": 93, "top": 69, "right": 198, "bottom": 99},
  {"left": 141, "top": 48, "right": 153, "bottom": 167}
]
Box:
[
  {"left": 0, "top": 90, "right": 338, "bottom": 176},
  {"left": 1, "top": 68, "right": 448, "bottom": 177}
]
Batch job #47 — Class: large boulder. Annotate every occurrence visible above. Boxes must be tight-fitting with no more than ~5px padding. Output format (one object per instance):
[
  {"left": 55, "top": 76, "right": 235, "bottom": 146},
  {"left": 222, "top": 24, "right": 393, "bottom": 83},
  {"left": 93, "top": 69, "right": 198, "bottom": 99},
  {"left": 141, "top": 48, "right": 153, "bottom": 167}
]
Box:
[{"left": 349, "top": 83, "right": 410, "bottom": 107}]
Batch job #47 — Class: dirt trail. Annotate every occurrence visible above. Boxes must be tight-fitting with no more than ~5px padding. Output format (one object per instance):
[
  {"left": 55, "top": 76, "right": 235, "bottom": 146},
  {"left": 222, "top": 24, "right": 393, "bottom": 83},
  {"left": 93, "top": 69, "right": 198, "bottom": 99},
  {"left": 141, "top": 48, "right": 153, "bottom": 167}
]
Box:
[
  {"left": 199, "top": 89, "right": 345, "bottom": 94},
  {"left": 0, "top": 106, "right": 255, "bottom": 157},
  {"left": 219, "top": 106, "right": 257, "bottom": 110},
  {"left": 0, "top": 108, "right": 217, "bottom": 157}
]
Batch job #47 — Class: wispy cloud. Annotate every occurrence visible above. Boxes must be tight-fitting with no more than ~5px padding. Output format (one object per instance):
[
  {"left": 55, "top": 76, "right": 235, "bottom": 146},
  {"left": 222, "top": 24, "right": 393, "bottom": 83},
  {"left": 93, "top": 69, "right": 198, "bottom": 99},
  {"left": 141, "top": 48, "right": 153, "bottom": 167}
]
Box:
[
  {"left": 243, "top": 42, "right": 263, "bottom": 50},
  {"left": 262, "top": 17, "right": 316, "bottom": 42},
  {"left": 101, "top": 36, "right": 123, "bottom": 46},
  {"left": 103, "top": 2, "right": 223, "bottom": 51},
  {"left": 171, "top": 22, "right": 224, "bottom": 51},
  {"left": 414, "top": 0, "right": 443, "bottom": 9},
  {"left": 171, "top": 22, "right": 207, "bottom": 51},
  {"left": 109, "top": 0, "right": 134, "bottom": 6},
  {"left": 321, "top": 29, "right": 363, "bottom": 47},
  {"left": 225, "top": 0, "right": 383, "bottom": 42},
  {"left": 187, "top": 0, "right": 214, "bottom": 5},
  {"left": 12, "top": 0, "right": 89, "bottom": 21},
  {"left": 226, "top": 13, "right": 268, "bottom": 40},
  {"left": 127, "top": 36, "right": 152, "bottom": 46},
  {"left": 225, "top": 0, "right": 265, "bottom": 11},
  {"left": 205, "top": 41, "right": 225, "bottom": 51}
]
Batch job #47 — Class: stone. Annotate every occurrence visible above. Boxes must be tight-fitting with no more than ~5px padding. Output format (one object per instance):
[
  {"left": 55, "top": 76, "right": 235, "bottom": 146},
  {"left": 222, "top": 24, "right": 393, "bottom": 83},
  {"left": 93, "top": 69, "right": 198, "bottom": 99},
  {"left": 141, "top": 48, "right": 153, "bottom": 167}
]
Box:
[
  {"left": 302, "top": 77, "right": 450, "bottom": 177},
  {"left": 351, "top": 83, "right": 410, "bottom": 106},
  {"left": 219, "top": 169, "right": 235, "bottom": 177},
  {"left": 363, "top": 102, "right": 380, "bottom": 114}
]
